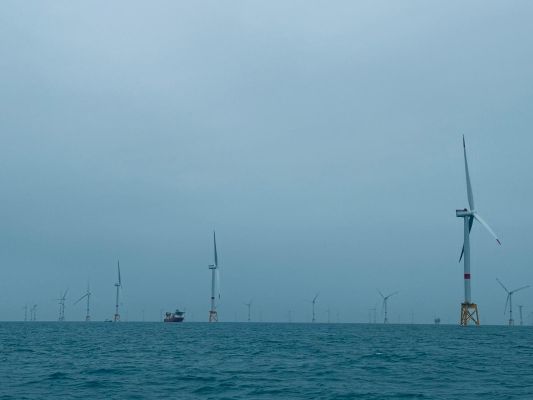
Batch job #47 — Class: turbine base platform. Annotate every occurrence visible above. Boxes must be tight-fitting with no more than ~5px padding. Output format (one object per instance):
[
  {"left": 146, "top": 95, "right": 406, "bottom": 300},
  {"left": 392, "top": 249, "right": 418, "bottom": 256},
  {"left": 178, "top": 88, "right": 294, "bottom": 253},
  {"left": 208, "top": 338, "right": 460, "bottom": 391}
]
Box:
[
  {"left": 460, "top": 302, "right": 479, "bottom": 326},
  {"left": 209, "top": 310, "right": 218, "bottom": 323}
]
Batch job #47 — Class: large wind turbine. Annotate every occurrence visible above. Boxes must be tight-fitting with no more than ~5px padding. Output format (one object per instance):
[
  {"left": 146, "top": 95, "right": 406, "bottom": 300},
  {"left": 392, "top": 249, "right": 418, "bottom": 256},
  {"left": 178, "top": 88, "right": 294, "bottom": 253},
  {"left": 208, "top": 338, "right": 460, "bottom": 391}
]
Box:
[
  {"left": 74, "top": 283, "right": 92, "bottom": 321},
  {"left": 114, "top": 260, "right": 122, "bottom": 322},
  {"left": 496, "top": 278, "right": 529, "bottom": 326},
  {"left": 57, "top": 289, "right": 68, "bottom": 321},
  {"left": 378, "top": 290, "right": 398, "bottom": 324},
  {"left": 457, "top": 136, "right": 501, "bottom": 326},
  {"left": 208, "top": 231, "right": 220, "bottom": 322}
]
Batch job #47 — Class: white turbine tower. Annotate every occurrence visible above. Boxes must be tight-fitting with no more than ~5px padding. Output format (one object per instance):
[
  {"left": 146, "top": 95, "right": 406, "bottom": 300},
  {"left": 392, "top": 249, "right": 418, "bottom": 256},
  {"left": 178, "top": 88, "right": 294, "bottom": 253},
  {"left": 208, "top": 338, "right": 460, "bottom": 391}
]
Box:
[
  {"left": 113, "top": 260, "right": 122, "bottom": 322},
  {"left": 378, "top": 290, "right": 398, "bottom": 324},
  {"left": 496, "top": 278, "right": 529, "bottom": 326},
  {"left": 457, "top": 136, "right": 501, "bottom": 326},
  {"left": 518, "top": 305, "right": 524, "bottom": 326},
  {"left": 208, "top": 231, "right": 220, "bottom": 322},
  {"left": 74, "top": 283, "right": 92, "bottom": 321}
]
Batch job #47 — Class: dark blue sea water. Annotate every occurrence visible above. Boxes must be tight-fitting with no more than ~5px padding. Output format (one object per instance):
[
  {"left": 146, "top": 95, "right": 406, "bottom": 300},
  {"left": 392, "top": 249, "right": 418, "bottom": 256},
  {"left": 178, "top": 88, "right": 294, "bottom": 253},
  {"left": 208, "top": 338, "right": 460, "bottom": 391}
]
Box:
[{"left": 1, "top": 322, "right": 532, "bottom": 399}]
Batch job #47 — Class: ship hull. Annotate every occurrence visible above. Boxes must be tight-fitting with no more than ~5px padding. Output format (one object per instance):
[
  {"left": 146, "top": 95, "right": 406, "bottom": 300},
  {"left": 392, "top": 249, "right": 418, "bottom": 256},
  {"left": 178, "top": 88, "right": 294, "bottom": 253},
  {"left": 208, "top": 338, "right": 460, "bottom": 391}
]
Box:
[{"left": 164, "top": 317, "right": 184, "bottom": 323}]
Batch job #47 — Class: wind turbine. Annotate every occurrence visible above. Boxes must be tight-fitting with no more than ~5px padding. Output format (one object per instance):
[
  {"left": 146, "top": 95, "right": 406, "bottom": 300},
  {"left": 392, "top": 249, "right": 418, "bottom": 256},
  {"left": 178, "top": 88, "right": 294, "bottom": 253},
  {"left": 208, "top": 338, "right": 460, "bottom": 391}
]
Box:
[
  {"left": 244, "top": 299, "right": 252, "bottom": 322},
  {"left": 57, "top": 289, "right": 68, "bottom": 321},
  {"left": 113, "top": 260, "right": 122, "bottom": 322},
  {"left": 310, "top": 293, "right": 319, "bottom": 323},
  {"left": 368, "top": 307, "right": 377, "bottom": 324},
  {"left": 24, "top": 304, "right": 28, "bottom": 321},
  {"left": 378, "top": 290, "right": 398, "bottom": 324},
  {"left": 30, "top": 304, "right": 37, "bottom": 321},
  {"left": 74, "top": 283, "right": 92, "bottom": 321},
  {"left": 496, "top": 278, "right": 529, "bottom": 326},
  {"left": 456, "top": 136, "right": 501, "bottom": 326},
  {"left": 208, "top": 231, "right": 220, "bottom": 322}
]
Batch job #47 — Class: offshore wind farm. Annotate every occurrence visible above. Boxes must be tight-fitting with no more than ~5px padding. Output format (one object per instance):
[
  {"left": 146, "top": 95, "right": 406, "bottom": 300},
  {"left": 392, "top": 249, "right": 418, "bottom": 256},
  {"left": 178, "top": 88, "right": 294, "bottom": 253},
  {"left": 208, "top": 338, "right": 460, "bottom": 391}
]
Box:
[
  {"left": 2, "top": 1, "right": 533, "bottom": 399},
  {"left": 7, "top": 137, "right": 533, "bottom": 326}
]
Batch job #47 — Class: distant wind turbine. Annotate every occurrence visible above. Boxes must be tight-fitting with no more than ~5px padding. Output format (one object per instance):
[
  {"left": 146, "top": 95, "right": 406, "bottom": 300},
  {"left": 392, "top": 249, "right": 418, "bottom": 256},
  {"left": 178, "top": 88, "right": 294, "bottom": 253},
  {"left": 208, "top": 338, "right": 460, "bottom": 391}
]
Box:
[
  {"left": 457, "top": 136, "right": 501, "bottom": 326},
  {"left": 309, "top": 293, "right": 319, "bottom": 323},
  {"left": 74, "top": 283, "right": 92, "bottom": 321},
  {"left": 244, "top": 300, "right": 253, "bottom": 322},
  {"left": 30, "top": 304, "right": 37, "bottom": 321},
  {"left": 378, "top": 290, "right": 398, "bottom": 324},
  {"left": 208, "top": 231, "right": 220, "bottom": 322},
  {"left": 496, "top": 278, "right": 529, "bottom": 326},
  {"left": 518, "top": 305, "right": 524, "bottom": 326},
  {"left": 114, "top": 260, "right": 122, "bottom": 322},
  {"left": 57, "top": 289, "right": 69, "bottom": 321}
]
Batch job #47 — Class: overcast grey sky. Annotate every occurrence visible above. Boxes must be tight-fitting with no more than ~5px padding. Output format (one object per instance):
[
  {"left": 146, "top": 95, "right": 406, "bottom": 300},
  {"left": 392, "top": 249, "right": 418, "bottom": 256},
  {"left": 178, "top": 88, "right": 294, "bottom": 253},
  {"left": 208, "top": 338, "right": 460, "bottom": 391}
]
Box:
[{"left": 1, "top": 1, "right": 533, "bottom": 323}]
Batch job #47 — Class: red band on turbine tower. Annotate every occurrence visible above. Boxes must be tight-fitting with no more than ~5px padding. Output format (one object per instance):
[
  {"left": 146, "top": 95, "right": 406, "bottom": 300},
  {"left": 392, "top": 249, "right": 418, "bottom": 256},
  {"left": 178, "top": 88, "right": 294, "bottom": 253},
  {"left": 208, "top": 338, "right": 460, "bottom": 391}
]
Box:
[{"left": 464, "top": 273, "right": 471, "bottom": 279}]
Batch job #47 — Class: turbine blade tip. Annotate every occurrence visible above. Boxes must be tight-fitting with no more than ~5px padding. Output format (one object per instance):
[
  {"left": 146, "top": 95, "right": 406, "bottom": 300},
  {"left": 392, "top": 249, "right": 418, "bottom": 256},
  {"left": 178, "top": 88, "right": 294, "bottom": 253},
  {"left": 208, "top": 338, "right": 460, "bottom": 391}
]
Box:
[{"left": 496, "top": 239, "right": 501, "bottom": 245}]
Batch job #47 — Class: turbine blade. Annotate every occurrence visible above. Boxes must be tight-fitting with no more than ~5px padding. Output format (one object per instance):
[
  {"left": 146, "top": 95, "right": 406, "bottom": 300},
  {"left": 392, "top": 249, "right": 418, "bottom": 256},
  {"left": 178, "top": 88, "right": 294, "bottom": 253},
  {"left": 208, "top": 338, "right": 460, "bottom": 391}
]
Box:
[
  {"left": 512, "top": 285, "right": 530, "bottom": 294},
  {"left": 463, "top": 136, "right": 475, "bottom": 211},
  {"left": 313, "top": 293, "right": 319, "bottom": 302},
  {"left": 459, "top": 216, "right": 475, "bottom": 262},
  {"left": 473, "top": 213, "right": 501, "bottom": 245},
  {"left": 496, "top": 278, "right": 509, "bottom": 294},
  {"left": 504, "top": 294, "right": 510, "bottom": 315},
  {"left": 377, "top": 290, "right": 385, "bottom": 299},
  {"left": 388, "top": 291, "right": 399, "bottom": 298},
  {"left": 213, "top": 231, "right": 218, "bottom": 266},
  {"left": 74, "top": 293, "right": 88, "bottom": 305},
  {"left": 118, "top": 260, "right": 122, "bottom": 286}
]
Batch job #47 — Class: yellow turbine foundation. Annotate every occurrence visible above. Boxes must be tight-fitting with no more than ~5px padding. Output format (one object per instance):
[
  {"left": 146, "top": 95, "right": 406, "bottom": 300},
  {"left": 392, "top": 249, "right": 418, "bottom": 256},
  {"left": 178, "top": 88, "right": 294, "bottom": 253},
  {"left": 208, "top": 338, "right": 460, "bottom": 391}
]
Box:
[
  {"left": 460, "top": 303, "right": 479, "bottom": 326},
  {"left": 209, "top": 310, "right": 218, "bottom": 322}
]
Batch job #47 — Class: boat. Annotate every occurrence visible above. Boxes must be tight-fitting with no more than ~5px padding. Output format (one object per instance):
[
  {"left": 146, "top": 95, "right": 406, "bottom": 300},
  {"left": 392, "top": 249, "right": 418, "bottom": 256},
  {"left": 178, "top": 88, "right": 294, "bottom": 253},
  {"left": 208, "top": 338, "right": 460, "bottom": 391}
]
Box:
[{"left": 164, "top": 309, "right": 185, "bottom": 323}]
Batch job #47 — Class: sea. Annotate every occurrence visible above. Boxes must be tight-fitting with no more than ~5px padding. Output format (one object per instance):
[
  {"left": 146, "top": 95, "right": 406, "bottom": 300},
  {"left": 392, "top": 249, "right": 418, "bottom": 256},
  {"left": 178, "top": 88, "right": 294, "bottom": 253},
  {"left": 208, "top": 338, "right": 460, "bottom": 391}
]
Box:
[{"left": 1, "top": 322, "right": 532, "bottom": 399}]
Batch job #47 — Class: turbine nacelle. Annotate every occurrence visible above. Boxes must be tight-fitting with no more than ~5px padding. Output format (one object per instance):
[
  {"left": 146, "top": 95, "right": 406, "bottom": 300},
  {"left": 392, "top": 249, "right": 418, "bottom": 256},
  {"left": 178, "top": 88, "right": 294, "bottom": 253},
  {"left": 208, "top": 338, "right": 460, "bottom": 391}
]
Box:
[{"left": 456, "top": 209, "right": 473, "bottom": 218}]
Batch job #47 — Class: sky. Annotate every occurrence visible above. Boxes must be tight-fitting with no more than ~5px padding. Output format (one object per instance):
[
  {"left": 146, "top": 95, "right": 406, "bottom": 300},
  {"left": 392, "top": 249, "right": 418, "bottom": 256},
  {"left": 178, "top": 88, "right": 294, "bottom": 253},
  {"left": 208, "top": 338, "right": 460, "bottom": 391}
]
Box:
[{"left": 1, "top": 1, "right": 533, "bottom": 324}]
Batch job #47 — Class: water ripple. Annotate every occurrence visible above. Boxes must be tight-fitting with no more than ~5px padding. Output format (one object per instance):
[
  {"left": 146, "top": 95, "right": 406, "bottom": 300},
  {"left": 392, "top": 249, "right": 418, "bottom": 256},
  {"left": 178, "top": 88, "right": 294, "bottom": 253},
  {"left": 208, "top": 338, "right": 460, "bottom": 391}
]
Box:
[{"left": 1, "top": 323, "right": 533, "bottom": 399}]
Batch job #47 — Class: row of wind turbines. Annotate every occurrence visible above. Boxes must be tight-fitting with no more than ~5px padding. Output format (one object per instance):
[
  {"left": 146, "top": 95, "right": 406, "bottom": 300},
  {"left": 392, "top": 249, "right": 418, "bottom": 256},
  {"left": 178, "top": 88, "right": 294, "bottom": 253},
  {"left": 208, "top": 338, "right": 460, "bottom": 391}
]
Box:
[
  {"left": 20, "top": 137, "right": 529, "bottom": 326},
  {"left": 24, "top": 261, "right": 123, "bottom": 322},
  {"left": 206, "top": 137, "right": 529, "bottom": 326}
]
